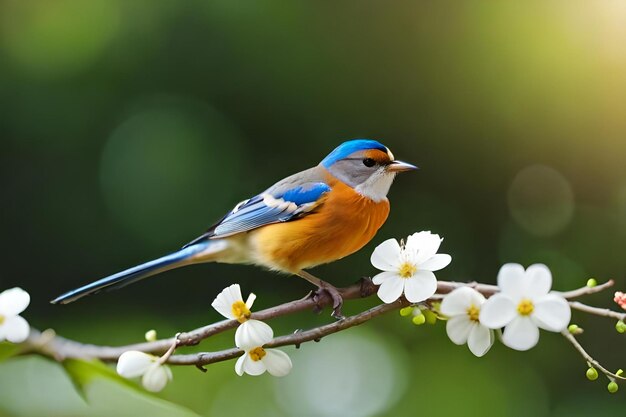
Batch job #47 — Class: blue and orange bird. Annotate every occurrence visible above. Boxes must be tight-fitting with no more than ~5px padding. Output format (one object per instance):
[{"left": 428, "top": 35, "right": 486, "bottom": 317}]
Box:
[{"left": 52, "top": 139, "right": 417, "bottom": 317}]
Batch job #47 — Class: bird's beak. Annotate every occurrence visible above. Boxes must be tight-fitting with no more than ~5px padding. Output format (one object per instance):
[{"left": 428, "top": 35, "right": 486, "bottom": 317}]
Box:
[{"left": 387, "top": 160, "right": 418, "bottom": 172}]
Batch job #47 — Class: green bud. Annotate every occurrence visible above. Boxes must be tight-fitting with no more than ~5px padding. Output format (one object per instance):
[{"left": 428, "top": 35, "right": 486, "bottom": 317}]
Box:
[
  {"left": 616, "top": 369, "right": 624, "bottom": 377},
  {"left": 607, "top": 381, "right": 619, "bottom": 394},
  {"left": 423, "top": 310, "right": 438, "bottom": 325},
  {"left": 400, "top": 306, "right": 414, "bottom": 317},
  {"left": 586, "top": 367, "right": 598, "bottom": 381},
  {"left": 568, "top": 324, "right": 579, "bottom": 334},
  {"left": 430, "top": 301, "right": 442, "bottom": 313},
  {"left": 616, "top": 320, "right": 626, "bottom": 334},
  {"left": 412, "top": 313, "right": 426, "bottom": 325},
  {"left": 145, "top": 329, "right": 157, "bottom": 342},
  {"left": 586, "top": 278, "right": 597, "bottom": 288}
]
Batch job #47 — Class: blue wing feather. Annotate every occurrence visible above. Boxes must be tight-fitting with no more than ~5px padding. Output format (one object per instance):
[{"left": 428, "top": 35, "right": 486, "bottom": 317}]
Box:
[{"left": 209, "top": 182, "right": 330, "bottom": 238}]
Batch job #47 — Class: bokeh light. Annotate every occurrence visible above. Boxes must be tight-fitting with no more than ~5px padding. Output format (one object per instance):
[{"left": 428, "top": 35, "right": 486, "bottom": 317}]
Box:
[
  {"left": 0, "top": 0, "right": 120, "bottom": 79},
  {"left": 507, "top": 165, "right": 575, "bottom": 238},
  {"left": 275, "top": 330, "right": 408, "bottom": 417},
  {"left": 100, "top": 96, "right": 245, "bottom": 247}
]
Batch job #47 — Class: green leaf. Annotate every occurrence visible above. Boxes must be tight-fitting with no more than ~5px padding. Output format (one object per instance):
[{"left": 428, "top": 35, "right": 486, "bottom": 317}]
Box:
[
  {"left": 0, "top": 341, "right": 22, "bottom": 363},
  {"left": 62, "top": 358, "right": 148, "bottom": 400},
  {"left": 1, "top": 356, "right": 203, "bottom": 417}
]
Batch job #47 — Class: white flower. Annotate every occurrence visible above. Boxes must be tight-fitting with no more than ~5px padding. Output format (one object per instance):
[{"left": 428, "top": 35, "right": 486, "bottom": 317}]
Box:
[
  {"left": 440, "top": 287, "right": 494, "bottom": 357},
  {"left": 371, "top": 231, "right": 451, "bottom": 304},
  {"left": 234, "top": 324, "right": 292, "bottom": 377},
  {"left": 211, "top": 283, "right": 273, "bottom": 348},
  {"left": 0, "top": 287, "right": 31, "bottom": 343},
  {"left": 117, "top": 351, "right": 173, "bottom": 392},
  {"left": 479, "top": 263, "right": 571, "bottom": 351},
  {"left": 212, "top": 284, "right": 256, "bottom": 322}
]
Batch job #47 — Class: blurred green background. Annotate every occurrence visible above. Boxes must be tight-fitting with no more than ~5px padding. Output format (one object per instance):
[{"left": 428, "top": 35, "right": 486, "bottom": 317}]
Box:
[{"left": 1, "top": 0, "right": 625, "bottom": 415}]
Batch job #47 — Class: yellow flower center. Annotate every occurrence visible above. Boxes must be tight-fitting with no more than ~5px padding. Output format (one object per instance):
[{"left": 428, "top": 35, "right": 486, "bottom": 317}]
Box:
[
  {"left": 466, "top": 304, "right": 480, "bottom": 322},
  {"left": 249, "top": 346, "right": 266, "bottom": 362},
  {"left": 517, "top": 299, "right": 534, "bottom": 316},
  {"left": 231, "top": 301, "right": 251, "bottom": 323},
  {"left": 0, "top": 314, "right": 4, "bottom": 325},
  {"left": 398, "top": 262, "right": 417, "bottom": 278}
]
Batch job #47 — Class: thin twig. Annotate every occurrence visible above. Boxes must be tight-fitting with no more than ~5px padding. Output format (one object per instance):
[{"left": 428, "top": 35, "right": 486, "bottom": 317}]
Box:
[
  {"left": 569, "top": 301, "right": 626, "bottom": 322},
  {"left": 561, "top": 330, "right": 626, "bottom": 381},
  {"left": 557, "top": 280, "right": 615, "bottom": 299}
]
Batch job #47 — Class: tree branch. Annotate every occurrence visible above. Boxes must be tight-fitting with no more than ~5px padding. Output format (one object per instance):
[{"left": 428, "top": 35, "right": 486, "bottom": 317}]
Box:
[
  {"left": 23, "top": 278, "right": 620, "bottom": 373},
  {"left": 169, "top": 299, "right": 406, "bottom": 366}
]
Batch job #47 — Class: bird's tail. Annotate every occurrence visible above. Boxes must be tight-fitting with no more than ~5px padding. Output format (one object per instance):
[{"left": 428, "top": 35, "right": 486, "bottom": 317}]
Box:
[{"left": 50, "top": 239, "right": 228, "bottom": 305}]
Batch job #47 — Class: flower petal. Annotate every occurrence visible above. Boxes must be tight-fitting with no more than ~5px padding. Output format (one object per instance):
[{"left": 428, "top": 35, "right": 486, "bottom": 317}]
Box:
[
  {"left": 245, "top": 293, "right": 257, "bottom": 309},
  {"left": 0, "top": 288, "right": 30, "bottom": 316},
  {"left": 532, "top": 294, "right": 571, "bottom": 332},
  {"left": 2, "top": 315, "right": 30, "bottom": 343},
  {"left": 235, "top": 319, "right": 273, "bottom": 349},
  {"left": 497, "top": 263, "right": 527, "bottom": 298},
  {"left": 142, "top": 364, "right": 171, "bottom": 392},
  {"left": 524, "top": 264, "right": 552, "bottom": 299},
  {"left": 419, "top": 254, "right": 451, "bottom": 272},
  {"left": 502, "top": 316, "right": 540, "bottom": 351},
  {"left": 239, "top": 353, "right": 267, "bottom": 376},
  {"left": 407, "top": 232, "right": 442, "bottom": 264},
  {"left": 262, "top": 349, "right": 292, "bottom": 377},
  {"left": 441, "top": 287, "right": 484, "bottom": 317},
  {"left": 372, "top": 271, "right": 398, "bottom": 285},
  {"left": 235, "top": 354, "right": 246, "bottom": 376},
  {"left": 403, "top": 270, "right": 437, "bottom": 303},
  {"left": 467, "top": 324, "right": 494, "bottom": 357},
  {"left": 211, "top": 284, "right": 244, "bottom": 319},
  {"left": 370, "top": 238, "right": 401, "bottom": 271},
  {"left": 376, "top": 276, "right": 405, "bottom": 304},
  {"left": 446, "top": 315, "right": 472, "bottom": 345},
  {"left": 479, "top": 294, "right": 516, "bottom": 329},
  {"left": 117, "top": 351, "right": 155, "bottom": 378}
]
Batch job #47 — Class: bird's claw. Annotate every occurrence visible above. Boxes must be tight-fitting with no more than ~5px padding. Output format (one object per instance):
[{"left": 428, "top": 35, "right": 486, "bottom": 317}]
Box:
[{"left": 311, "top": 284, "right": 345, "bottom": 320}]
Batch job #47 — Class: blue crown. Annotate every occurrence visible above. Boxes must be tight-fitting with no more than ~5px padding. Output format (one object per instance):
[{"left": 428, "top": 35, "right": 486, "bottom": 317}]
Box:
[{"left": 321, "top": 139, "right": 388, "bottom": 168}]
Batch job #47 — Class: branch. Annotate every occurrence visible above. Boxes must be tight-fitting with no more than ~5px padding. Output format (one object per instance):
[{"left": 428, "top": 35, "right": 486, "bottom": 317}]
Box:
[
  {"left": 568, "top": 301, "right": 626, "bottom": 321},
  {"left": 169, "top": 299, "right": 406, "bottom": 366},
  {"left": 23, "top": 278, "right": 619, "bottom": 369},
  {"left": 28, "top": 278, "right": 378, "bottom": 361},
  {"left": 561, "top": 330, "right": 626, "bottom": 381},
  {"left": 557, "top": 279, "right": 615, "bottom": 299}
]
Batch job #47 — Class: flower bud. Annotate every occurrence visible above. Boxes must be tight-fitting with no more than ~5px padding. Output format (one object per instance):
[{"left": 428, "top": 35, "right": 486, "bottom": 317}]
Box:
[
  {"left": 586, "top": 278, "right": 597, "bottom": 288},
  {"left": 616, "top": 320, "right": 626, "bottom": 334},
  {"left": 145, "top": 329, "right": 157, "bottom": 342},
  {"left": 412, "top": 313, "right": 426, "bottom": 325},
  {"left": 400, "top": 306, "right": 414, "bottom": 317},
  {"left": 423, "top": 310, "right": 438, "bottom": 325},
  {"left": 568, "top": 324, "right": 581, "bottom": 334},
  {"left": 586, "top": 367, "right": 598, "bottom": 381},
  {"left": 607, "top": 381, "right": 619, "bottom": 393}
]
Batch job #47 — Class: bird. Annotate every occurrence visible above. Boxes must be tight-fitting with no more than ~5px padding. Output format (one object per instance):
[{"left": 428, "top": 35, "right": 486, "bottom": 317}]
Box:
[{"left": 51, "top": 139, "right": 417, "bottom": 318}]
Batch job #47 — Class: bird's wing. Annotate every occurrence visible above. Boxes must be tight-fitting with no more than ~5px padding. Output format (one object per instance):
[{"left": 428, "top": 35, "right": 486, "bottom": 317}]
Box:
[{"left": 184, "top": 167, "right": 330, "bottom": 245}]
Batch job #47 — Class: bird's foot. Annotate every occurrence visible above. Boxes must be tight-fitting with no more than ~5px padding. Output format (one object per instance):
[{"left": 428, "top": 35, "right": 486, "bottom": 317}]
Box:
[{"left": 312, "top": 283, "right": 345, "bottom": 320}]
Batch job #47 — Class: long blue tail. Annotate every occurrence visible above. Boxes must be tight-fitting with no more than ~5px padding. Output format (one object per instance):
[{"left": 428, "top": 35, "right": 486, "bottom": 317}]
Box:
[{"left": 51, "top": 240, "right": 222, "bottom": 305}]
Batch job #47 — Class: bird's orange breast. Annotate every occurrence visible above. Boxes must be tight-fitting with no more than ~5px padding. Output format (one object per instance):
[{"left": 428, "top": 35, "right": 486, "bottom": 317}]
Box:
[{"left": 250, "top": 179, "right": 390, "bottom": 273}]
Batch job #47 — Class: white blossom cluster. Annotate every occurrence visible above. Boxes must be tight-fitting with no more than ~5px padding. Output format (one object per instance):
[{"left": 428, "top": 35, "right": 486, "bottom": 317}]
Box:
[
  {"left": 371, "top": 231, "right": 571, "bottom": 356},
  {"left": 116, "top": 284, "right": 292, "bottom": 392}
]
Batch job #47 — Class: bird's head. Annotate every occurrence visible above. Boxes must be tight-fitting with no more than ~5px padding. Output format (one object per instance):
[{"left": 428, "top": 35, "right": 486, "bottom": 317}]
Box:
[{"left": 320, "top": 139, "right": 417, "bottom": 201}]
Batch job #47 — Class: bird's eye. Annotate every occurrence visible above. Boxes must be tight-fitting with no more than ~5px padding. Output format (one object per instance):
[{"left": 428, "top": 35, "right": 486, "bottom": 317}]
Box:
[{"left": 362, "top": 158, "right": 376, "bottom": 167}]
